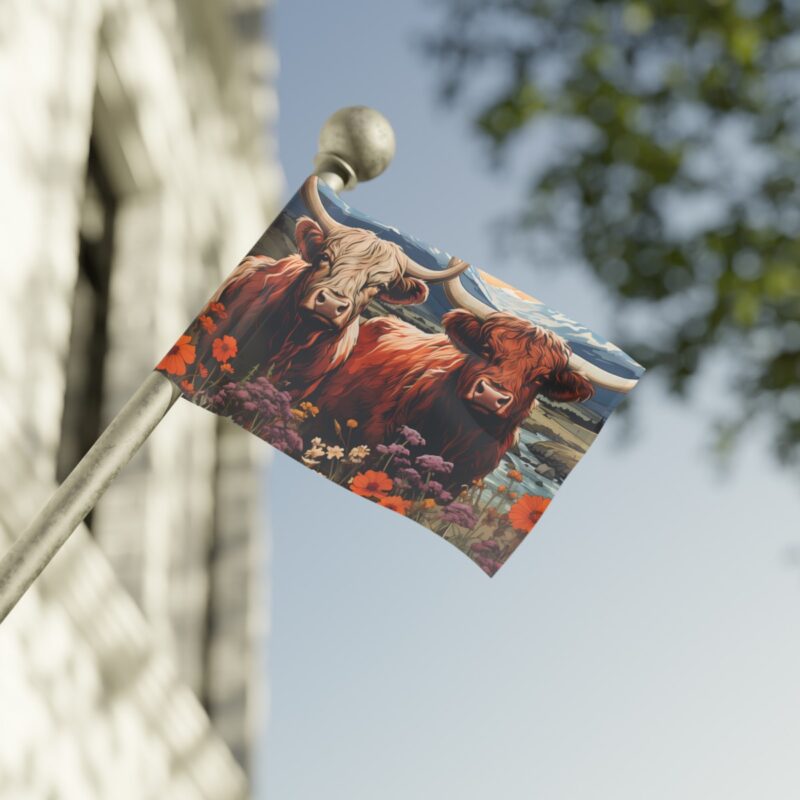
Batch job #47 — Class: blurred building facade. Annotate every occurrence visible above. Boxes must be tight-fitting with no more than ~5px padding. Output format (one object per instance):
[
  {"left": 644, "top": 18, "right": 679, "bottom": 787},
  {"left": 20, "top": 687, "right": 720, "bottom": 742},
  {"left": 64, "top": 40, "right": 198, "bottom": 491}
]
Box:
[{"left": 0, "top": 1, "right": 281, "bottom": 797}]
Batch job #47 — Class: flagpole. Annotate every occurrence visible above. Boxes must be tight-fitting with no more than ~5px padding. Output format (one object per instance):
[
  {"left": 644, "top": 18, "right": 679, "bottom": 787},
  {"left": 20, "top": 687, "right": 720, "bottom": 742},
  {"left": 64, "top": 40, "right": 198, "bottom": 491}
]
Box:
[{"left": 0, "top": 106, "right": 396, "bottom": 623}]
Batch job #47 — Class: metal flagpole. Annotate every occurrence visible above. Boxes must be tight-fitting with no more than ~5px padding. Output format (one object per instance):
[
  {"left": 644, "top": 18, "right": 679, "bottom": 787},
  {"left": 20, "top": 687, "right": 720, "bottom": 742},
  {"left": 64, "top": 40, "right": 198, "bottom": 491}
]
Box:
[{"left": 0, "top": 106, "right": 396, "bottom": 623}]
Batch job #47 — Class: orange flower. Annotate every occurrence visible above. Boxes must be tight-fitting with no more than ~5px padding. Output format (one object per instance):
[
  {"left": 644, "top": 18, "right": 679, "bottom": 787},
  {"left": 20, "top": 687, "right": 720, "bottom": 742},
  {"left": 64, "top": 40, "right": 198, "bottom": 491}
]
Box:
[
  {"left": 509, "top": 491, "right": 518, "bottom": 500},
  {"left": 497, "top": 485, "right": 507, "bottom": 493},
  {"left": 220, "top": 363, "right": 234, "bottom": 374},
  {"left": 350, "top": 470, "right": 393, "bottom": 499},
  {"left": 199, "top": 314, "right": 217, "bottom": 334},
  {"left": 209, "top": 301, "right": 228, "bottom": 319},
  {"left": 212, "top": 335, "right": 238, "bottom": 363},
  {"left": 180, "top": 379, "right": 195, "bottom": 394},
  {"left": 157, "top": 335, "right": 196, "bottom": 376},
  {"left": 197, "top": 363, "right": 209, "bottom": 378},
  {"left": 299, "top": 401, "right": 319, "bottom": 417},
  {"left": 346, "top": 419, "right": 358, "bottom": 429},
  {"left": 421, "top": 498, "right": 437, "bottom": 509},
  {"left": 378, "top": 495, "right": 412, "bottom": 516},
  {"left": 508, "top": 495, "right": 551, "bottom": 532},
  {"left": 507, "top": 469, "right": 523, "bottom": 482}
]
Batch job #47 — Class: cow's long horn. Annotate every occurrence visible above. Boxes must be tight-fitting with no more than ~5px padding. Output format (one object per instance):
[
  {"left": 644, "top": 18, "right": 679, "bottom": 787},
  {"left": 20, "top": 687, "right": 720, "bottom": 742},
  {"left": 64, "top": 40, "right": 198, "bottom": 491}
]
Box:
[
  {"left": 446, "top": 274, "right": 637, "bottom": 393},
  {"left": 301, "top": 175, "right": 341, "bottom": 234},
  {"left": 403, "top": 255, "right": 471, "bottom": 283},
  {"left": 442, "top": 274, "right": 495, "bottom": 320},
  {"left": 567, "top": 352, "right": 638, "bottom": 393}
]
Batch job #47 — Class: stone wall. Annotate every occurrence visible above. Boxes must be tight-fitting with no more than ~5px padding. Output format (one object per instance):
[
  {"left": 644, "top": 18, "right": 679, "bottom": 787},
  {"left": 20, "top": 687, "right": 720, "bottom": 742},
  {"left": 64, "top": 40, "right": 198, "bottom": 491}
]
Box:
[
  {"left": 0, "top": 434, "right": 248, "bottom": 800},
  {"left": 0, "top": 0, "right": 280, "bottom": 794}
]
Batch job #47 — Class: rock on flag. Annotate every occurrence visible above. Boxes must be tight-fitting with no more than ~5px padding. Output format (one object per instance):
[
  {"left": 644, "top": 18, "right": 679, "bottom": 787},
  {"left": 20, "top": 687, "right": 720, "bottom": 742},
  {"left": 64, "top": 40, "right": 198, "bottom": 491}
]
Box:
[{"left": 156, "top": 177, "right": 644, "bottom": 576}]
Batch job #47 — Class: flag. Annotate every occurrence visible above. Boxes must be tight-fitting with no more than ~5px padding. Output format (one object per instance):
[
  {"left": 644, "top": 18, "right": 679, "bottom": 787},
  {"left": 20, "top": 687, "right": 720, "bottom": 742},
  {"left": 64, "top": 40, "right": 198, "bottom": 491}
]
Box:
[{"left": 156, "top": 177, "right": 644, "bottom": 576}]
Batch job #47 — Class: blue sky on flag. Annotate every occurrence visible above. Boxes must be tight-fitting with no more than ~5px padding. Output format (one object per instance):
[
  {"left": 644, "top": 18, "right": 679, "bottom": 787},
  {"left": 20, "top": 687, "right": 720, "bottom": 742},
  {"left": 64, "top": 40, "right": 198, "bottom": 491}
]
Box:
[
  {"left": 314, "top": 178, "right": 645, "bottom": 379},
  {"left": 257, "top": 2, "right": 800, "bottom": 798}
]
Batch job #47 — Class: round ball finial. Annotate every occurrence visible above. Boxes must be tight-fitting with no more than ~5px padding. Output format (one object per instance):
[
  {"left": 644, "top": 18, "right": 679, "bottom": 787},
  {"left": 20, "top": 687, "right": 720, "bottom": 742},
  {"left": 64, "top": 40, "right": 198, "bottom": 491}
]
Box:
[{"left": 315, "top": 106, "right": 396, "bottom": 190}]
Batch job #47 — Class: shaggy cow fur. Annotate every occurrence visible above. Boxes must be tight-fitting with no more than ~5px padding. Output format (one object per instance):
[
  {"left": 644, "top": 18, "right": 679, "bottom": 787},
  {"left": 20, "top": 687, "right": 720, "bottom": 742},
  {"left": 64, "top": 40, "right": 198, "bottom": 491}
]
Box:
[
  {"left": 193, "top": 214, "right": 430, "bottom": 398},
  {"left": 313, "top": 310, "right": 594, "bottom": 490}
]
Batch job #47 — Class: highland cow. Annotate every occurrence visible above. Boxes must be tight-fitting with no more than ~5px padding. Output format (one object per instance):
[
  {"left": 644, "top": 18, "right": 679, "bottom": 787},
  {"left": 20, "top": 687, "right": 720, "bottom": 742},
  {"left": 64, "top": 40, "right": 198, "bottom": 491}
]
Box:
[
  {"left": 314, "top": 276, "right": 636, "bottom": 490},
  {"left": 195, "top": 176, "right": 469, "bottom": 396}
]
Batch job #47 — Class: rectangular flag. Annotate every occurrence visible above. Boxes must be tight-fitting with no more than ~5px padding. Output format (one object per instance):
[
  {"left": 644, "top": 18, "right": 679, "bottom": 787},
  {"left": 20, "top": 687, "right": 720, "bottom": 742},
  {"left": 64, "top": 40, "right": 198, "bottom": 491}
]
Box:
[{"left": 156, "top": 177, "right": 644, "bottom": 576}]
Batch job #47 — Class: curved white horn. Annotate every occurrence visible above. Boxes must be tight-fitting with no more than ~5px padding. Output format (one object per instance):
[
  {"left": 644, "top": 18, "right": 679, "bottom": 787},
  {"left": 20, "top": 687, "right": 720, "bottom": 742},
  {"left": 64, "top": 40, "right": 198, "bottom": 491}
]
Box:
[
  {"left": 300, "top": 175, "right": 341, "bottom": 234},
  {"left": 442, "top": 273, "right": 496, "bottom": 320},
  {"left": 446, "top": 273, "right": 637, "bottom": 392},
  {"left": 567, "top": 352, "right": 638, "bottom": 393},
  {"left": 403, "top": 255, "right": 471, "bottom": 283}
]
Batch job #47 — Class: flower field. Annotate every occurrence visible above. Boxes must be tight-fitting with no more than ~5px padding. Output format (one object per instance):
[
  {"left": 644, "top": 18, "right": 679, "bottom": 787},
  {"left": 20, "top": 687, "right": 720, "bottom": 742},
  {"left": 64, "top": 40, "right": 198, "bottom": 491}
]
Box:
[{"left": 157, "top": 300, "right": 555, "bottom": 575}]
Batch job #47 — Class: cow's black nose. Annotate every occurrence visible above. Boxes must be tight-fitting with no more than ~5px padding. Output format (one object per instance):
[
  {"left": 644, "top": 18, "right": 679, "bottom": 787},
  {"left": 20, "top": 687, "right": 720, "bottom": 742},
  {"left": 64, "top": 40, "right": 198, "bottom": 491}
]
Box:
[
  {"left": 471, "top": 377, "right": 514, "bottom": 414},
  {"left": 314, "top": 289, "right": 352, "bottom": 321}
]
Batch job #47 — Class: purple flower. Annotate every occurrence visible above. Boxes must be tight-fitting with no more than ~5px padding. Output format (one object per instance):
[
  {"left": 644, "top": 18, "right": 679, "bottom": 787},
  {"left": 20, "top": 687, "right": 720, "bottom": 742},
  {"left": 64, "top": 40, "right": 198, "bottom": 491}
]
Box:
[
  {"left": 441, "top": 502, "right": 478, "bottom": 528},
  {"left": 274, "top": 429, "right": 303, "bottom": 454},
  {"left": 397, "top": 467, "right": 422, "bottom": 487},
  {"left": 400, "top": 425, "right": 426, "bottom": 447},
  {"left": 424, "top": 479, "right": 454, "bottom": 503},
  {"left": 474, "top": 556, "right": 503, "bottom": 577},
  {"left": 378, "top": 443, "right": 410, "bottom": 456},
  {"left": 204, "top": 376, "right": 301, "bottom": 454},
  {"left": 259, "top": 420, "right": 303, "bottom": 454},
  {"left": 393, "top": 456, "right": 411, "bottom": 467},
  {"left": 471, "top": 539, "right": 501, "bottom": 555},
  {"left": 415, "top": 454, "right": 454, "bottom": 474}
]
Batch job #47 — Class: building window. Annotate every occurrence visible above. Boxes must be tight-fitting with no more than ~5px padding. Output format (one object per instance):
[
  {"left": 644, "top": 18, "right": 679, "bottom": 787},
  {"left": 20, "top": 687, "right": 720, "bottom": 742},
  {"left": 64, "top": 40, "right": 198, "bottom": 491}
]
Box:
[{"left": 55, "top": 139, "right": 117, "bottom": 510}]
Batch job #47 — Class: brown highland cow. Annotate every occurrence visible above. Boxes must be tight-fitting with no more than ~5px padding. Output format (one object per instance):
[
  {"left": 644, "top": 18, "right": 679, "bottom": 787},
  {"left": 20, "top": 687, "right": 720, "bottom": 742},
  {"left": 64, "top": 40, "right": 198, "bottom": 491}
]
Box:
[
  {"left": 195, "top": 176, "right": 468, "bottom": 396},
  {"left": 314, "top": 276, "right": 636, "bottom": 490}
]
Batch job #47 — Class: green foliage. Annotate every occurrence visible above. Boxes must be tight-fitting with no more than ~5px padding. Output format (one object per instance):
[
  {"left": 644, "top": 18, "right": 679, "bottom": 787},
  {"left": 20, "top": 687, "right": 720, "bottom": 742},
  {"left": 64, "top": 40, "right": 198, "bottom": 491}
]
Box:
[{"left": 425, "top": 0, "right": 800, "bottom": 463}]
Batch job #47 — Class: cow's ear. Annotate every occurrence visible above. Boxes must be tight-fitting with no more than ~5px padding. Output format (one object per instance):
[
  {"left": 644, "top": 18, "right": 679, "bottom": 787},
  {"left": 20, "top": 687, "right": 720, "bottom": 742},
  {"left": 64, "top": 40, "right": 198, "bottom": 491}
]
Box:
[
  {"left": 378, "top": 276, "right": 429, "bottom": 306},
  {"left": 442, "top": 310, "right": 484, "bottom": 354},
  {"left": 539, "top": 369, "right": 594, "bottom": 403},
  {"left": 295, "top": 217, "right": 325, "bottom": 262}
]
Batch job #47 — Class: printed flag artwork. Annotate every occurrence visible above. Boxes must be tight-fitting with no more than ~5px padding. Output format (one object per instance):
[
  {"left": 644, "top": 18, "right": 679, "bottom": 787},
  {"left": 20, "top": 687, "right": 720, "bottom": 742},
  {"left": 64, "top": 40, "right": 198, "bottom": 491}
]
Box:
[{"left": 156, "top": 177, "right": 644, "bottom": 576}]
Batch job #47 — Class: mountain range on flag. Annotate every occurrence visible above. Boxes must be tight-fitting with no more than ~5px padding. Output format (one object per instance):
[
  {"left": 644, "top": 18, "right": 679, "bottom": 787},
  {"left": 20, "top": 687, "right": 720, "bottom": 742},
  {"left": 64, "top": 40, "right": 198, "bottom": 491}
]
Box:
[{"left": 156, "top": 177, "right": 645, "bottom": 576}]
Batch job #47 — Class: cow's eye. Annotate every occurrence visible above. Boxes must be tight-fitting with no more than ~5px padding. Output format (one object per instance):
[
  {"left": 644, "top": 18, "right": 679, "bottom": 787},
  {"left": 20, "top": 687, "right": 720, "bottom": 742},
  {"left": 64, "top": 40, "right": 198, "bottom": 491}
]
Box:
[{"left": 315, "top": 253, "right": 331, "bottom": 270}]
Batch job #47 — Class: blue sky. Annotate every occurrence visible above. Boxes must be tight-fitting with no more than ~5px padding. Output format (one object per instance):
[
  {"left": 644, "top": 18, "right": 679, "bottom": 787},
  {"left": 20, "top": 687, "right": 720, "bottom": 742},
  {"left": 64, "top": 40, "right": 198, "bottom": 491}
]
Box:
[{"left": 256, "top": 2, "right": 800, "bottom": 798}]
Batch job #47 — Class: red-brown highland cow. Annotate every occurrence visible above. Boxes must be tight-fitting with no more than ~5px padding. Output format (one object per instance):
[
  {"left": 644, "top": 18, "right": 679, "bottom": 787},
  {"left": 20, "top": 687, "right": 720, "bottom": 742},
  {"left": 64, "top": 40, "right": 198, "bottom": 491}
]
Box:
[
  {"left": 314, "top": 276, "right": 637, "bottom": 490},
  {"left": 195, "top": 176, "right": 468, "bottom": 396}
]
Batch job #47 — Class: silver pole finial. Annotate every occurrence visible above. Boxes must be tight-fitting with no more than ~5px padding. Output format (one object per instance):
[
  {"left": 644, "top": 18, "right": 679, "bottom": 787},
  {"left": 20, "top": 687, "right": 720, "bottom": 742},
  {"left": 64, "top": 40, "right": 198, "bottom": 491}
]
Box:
[{"left": 314, "top": 106, "right": 396, "bottom": 192}]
